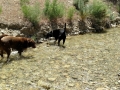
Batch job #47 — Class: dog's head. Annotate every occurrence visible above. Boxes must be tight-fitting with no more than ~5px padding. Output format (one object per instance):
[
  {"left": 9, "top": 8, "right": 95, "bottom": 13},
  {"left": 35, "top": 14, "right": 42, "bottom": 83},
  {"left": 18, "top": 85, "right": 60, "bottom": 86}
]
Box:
[
  {"left": 45, "top": 31, "right": 53, "bottom": 39},
  {"left": 27, "top": 38, "right": 36, "bottom": 48}
]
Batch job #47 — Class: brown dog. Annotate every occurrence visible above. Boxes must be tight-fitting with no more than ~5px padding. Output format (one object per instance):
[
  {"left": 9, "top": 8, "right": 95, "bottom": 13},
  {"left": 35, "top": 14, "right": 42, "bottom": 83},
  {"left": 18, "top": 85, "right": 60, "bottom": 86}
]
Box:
[
  {"left": 0, "top": 36, "right": 36, "bottom": 62},
  {"left": 0, "top": 34, "right": 9, "bottom": 57}
]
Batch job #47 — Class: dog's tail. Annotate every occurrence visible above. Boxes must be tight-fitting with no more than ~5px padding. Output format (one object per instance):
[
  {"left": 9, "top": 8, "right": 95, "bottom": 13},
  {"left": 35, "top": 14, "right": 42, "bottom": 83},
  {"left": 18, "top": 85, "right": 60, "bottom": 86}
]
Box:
[{"left": 64, "top": 23, "right": 66, "bottom": 32}]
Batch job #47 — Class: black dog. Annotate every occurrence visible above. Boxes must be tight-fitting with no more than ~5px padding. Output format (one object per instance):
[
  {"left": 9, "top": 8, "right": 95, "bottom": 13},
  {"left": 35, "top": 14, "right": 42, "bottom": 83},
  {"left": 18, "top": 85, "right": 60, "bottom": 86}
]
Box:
[{"left": 46, "top": 23, "right": 66, "bottom": 46}]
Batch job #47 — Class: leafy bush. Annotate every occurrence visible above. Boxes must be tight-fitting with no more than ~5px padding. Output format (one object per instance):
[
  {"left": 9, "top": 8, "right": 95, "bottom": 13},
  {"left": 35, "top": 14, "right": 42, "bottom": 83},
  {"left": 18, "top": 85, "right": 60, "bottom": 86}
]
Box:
[
  {"left": 73, "top": 0, "right": 89, "bottom": 20},
  {"left": 117, "top": 2, "right": 120, "bottom": 14},
  {"left": 89, "top": 0, "right": 107, "bottom": 20},
  {"left": 73, "top": 0, "right": 89, "bottom": 10},
  {"left": 107, "top": 8, "right": 116, "bottom": 21},
  {"left": 43, "top": 0, "right": 64, "bottom": 21},
  {"left": 89, "top": 0, "right": 108, "bottom": 33},
  {"left": 21, "top": 3, "right": 41, "bottom": 25},
  {"left": 67, "top": 7, "right": 75, "bottom": 21}
]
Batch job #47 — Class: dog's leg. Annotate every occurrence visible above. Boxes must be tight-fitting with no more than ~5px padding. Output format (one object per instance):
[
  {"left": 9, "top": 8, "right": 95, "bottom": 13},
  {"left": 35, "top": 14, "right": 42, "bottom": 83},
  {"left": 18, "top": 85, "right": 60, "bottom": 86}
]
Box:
[
  {"left": 58, "top": 39, "right": 61, "bottom": 46},
  {"left": 0, "top": 50, "right": 4, "bottom": 58},
  {"left": 18, "top": 50, "right": 22, "bottom": 56},
  {"left": 5, "top": 48, "right": 11, "bottom": 63},
  {"left": 54, "top": 38, "right": 58, "bottom": 45},
  {"left": 63, "top": 38, "right": 66, "bottom": 45},
  {"left": 18, "top": 50, "right": 25, "bottom": 58}
]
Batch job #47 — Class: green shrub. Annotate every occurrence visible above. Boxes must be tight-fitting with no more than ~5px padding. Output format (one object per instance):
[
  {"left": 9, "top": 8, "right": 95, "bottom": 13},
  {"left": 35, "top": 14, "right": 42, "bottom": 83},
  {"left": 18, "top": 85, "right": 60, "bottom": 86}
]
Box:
[
  {"left": 73, "top": 0, "right": 89, "bottom": 10},
  {"left": 20, "top": 0, "right": 29, "bottom": 6},
  {"left": 73, "top": 0, "right": 89, "bottom": 20},
  {"left": 67, "top": 7, "right": 75, "bottom": 21},
  {"left": 43, "top": 0, "right": 64, "bottom": 21},
  {"left": 21, "top": 3, "right": 41, "bottom": 25},
  {"left": 89, "top": 0, "right": 107, "bottom": 19},
  {"left": 117, "top": 2, "right": 120, "bottom": 14},
  {"left": 107, "top": 8, "right": 116, "bottom": 21}
]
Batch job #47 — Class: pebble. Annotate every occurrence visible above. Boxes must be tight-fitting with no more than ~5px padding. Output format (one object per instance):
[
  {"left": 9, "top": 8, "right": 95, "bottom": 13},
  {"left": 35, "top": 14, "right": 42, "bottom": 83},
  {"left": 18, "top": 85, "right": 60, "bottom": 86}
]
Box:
[
  {"left": 67, "top": 83, "right": 75, "bottom": 87},
  {"left": 63, "top": 65, "right": 70, "bottom": 68},
  {"left": 0, "top": 75, "right": 8, "bottom": 79},
  {"left": 118, "top": 80, "right": 120, "bottom": 84},
  {"left": 96, "top": 87, "right": 109, "bottom": 90},
  {"left": 37, "top": 80, "right": 50, "bottom": 89},
  {"left": 47, "top": 78, "right": 56, "bottom": 82}
]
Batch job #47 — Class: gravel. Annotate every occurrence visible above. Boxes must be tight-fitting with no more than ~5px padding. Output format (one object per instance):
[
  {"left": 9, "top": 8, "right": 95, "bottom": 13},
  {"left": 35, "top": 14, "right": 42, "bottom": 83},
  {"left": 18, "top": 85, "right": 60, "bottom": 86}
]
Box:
[{"left": 0, "top": 27, "right": 120, "bottom": 90}]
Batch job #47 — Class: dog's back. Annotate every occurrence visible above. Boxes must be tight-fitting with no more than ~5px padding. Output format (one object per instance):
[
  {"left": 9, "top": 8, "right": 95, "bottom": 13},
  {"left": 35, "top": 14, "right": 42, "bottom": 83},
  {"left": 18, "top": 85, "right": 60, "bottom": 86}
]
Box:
[{"left": 1, "top": 36, "right": 36, "bottom": 49}]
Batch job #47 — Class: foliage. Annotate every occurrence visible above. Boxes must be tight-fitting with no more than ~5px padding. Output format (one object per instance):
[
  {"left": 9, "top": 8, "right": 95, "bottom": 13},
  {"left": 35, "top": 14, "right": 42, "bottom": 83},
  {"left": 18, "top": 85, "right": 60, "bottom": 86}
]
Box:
[
  {"left": 73, "top": 0, "right": 89, "bottom": 20},
  {"left": 67, "top": 7, "right": 75, "bottom": 21},
  {"left": 43, "top": 0, "right": 64, "bottom": 21},
  {"left": 21, "top": 3, "right": 41, "bottom": 25},
  {"left": 20, "top": 0, "right": 29, "bottom": 6},
  {"left": 117, "top": 2, "right": 120, "bottom": 14},
  {"left": 89, "top": 0, "right": 107, "bottom": 20},
  {"left": 73, "top": 0, "right": 88, "bottom": 5},
  {"left": 73, "top": 0, "right": 89, "bottom": 10},
  {"left": 107, "top": 8, "right": 116, "bottom": 21}
]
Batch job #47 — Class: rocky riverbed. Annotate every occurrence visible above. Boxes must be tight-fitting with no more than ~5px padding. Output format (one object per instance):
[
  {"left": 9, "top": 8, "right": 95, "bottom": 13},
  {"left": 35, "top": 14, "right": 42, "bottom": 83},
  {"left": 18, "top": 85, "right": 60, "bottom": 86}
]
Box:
[{"left": 0, "top": 27, "right": 120, "bottom": 90}]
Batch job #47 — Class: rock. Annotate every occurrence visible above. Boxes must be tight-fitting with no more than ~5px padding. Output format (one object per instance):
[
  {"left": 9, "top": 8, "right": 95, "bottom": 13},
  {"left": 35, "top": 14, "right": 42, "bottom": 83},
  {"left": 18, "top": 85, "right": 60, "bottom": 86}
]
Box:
[
  {"left": 11, "top": 51, "right": 18, "bottom": 55},
  {"left": 96, "top": 87, "right": 109, "bottom": 90},
  {"left": 28, "top": 88, "right": 40, "bottom": 90},
  {"left": 0, "top": 75, "right": 8, "bottom": 79},
  {"left": 49, "top": 37, "right": 55, "bottom": 40},
  {"left": 67, "top": 83, "right": 75, "bottom": 87},
  {"left": 0, "top": 23, "right": 8, "bottom": 29},
  {"left": 111, "top": 24, "right": 117, "bottom": 28},
  {"left": 63, "top": 65, "right": 70, "bottom": 68},
  {"left": 47, "top": 78, "right": 56, "bottom": 82},
  {"left": 62, "top": 73, "right": 68, "bottom": 77},
  {"left": 47, "top": 40, "right": 56, "bottom": 45},
  {"left": 20, "top": 27, "right": 36, "bottom": 36},
  {"left": 37, "top": 80, "right": 50, "bottom": 90},
  {"left": 118, "top": 80, "right": 120, "bottom": 83},
  {"left": 15, "top": 33, "right": 25, "bottom": 37},
  {"left": 8, "top": 23, "right": 23, "bottom": 30},
  {"left": 114, "top": 17, "right": 120, "bottom": 25}
]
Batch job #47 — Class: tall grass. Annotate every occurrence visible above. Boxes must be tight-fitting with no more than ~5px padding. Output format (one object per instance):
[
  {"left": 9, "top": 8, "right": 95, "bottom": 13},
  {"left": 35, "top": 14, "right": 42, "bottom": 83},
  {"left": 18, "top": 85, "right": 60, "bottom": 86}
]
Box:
[
  {"left": 20, "top": 0, "right": 29, "bottom": 6},
  {"left": 89, "top": 0, "right": 107, "bottom": 20},
  {"left": 73, "top": 0, "right": 88, "bottom": 10},
  {"left": 107, "top": 6, "right": 116, "bottom": 21},
  {"left": 117, "top": 2, "right": 120, "bottom": 14},
  {"left": 21, "top": 3, "right": 41, "bottom": 25},
  {"left": 43, "top": 0, "right": 64, "bottom": 21},
  {"left": 73, "top": 0, "right": 89, "bottom": 20},
  {"left": 67, "top": 7, "right": 75, "bottom": 21}
]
